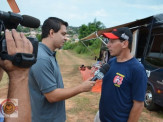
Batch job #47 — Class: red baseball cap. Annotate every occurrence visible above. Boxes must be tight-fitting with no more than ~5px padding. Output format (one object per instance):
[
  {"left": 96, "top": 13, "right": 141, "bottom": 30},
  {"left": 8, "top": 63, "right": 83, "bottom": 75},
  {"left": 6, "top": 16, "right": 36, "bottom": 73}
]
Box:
[{"left": 103, "top": 27, "right": 132, "bottom": 42}]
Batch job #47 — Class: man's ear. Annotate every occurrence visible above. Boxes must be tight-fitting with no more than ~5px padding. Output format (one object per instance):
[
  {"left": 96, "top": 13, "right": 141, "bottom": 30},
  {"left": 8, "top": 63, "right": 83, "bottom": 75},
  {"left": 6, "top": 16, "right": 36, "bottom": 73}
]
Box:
[
  {"left": 122, "top": 40, "right": 129, "bottom": 48},
  {"left": 49, "top": 29, "right": 54, "bottom": 37}
]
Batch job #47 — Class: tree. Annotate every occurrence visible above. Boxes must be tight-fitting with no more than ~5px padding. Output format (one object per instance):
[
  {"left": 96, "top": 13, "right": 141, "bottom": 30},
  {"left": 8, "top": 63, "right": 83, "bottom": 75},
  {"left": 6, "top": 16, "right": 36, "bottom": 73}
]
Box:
[
  {"left": 78, "top": 19, "right": 105, "bottom": 46},
  {"left": 16, "top": 25, "right": 30, "bottom": 32},
  {"left": 78, "top": 24, "right": 89, "bottom": 39},
  {"left": 79, "top": 19, "right": 105, "bottom": 40},
  {"left": 36, "top": 34, "right": 41, "bottom": 42}
]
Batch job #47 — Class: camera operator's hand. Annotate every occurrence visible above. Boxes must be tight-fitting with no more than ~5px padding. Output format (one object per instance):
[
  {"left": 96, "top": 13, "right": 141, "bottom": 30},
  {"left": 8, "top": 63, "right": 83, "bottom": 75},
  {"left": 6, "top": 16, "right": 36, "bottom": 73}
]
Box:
[
  {"left": 0, "top": 29, "right": 33, "bottom": 122},
  {"left": 0, "top": 29, "right": 33, "bottom": 74}
]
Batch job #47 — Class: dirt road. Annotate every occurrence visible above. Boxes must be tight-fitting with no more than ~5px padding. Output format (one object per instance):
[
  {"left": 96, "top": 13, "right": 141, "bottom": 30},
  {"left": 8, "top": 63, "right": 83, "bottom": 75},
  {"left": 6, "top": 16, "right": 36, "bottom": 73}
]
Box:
[{"left": 0, "top": 50, "right": 163, "bottom": 122}]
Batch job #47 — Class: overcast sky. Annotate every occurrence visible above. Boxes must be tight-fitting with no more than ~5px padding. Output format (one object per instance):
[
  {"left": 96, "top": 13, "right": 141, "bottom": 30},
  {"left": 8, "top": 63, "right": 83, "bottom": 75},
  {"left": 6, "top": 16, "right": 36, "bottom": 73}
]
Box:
[{"left": 1, "top": 0, "right": 163, "bottom": 28}]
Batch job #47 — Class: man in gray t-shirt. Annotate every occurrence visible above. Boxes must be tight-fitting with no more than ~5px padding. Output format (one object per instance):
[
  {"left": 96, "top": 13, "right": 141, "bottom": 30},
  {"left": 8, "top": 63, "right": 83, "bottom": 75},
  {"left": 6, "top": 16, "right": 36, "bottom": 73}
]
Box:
[{"left": 28, "top": 17, "right": 95, "bottom": 122}]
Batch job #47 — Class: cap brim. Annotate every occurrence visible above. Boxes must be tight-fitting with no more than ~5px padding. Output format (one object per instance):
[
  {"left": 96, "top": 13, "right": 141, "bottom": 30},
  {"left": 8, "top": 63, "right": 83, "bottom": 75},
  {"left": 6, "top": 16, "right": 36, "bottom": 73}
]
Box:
[{"left": 103, "top": 33, "right": 119, "bottom": 39}]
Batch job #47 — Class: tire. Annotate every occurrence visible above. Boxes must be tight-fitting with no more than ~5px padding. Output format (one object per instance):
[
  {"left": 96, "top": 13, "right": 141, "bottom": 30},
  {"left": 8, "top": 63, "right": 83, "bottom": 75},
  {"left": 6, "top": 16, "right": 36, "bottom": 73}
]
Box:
[{"left": 144, "top": 86, "right": 159, "bottom": 111}]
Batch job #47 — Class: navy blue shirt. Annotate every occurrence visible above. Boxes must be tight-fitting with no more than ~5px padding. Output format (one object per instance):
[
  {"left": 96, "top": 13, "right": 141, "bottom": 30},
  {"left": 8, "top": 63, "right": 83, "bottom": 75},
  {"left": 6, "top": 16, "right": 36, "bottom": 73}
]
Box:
[{"left": 99, "top": 57, "right": 147, "bottom": 122}]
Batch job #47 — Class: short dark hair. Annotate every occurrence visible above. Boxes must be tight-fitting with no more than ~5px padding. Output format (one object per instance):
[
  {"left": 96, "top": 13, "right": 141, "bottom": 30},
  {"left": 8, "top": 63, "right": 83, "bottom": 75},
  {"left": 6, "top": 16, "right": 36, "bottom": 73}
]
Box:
[
  {"left": 41, "top": 17, "right": 68, "bottom": 39},
  {"left": 120, "top": 39, "right": 132, "bottom": 51}
]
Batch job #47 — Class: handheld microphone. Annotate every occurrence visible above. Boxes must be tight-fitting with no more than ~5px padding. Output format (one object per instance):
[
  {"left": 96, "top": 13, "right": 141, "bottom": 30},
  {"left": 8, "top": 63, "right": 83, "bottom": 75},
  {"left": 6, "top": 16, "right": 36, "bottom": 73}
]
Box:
[
  {"left": 0, "top": 10, "right": 40, "bottom": 29},
  {"left": 91, "top": 63, "right": 110, "bottom": 81}
]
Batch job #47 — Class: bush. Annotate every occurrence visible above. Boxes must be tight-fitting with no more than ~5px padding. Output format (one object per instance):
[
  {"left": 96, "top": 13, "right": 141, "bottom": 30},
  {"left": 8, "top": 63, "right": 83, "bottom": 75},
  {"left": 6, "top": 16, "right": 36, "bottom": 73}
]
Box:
[
  {"left": 74, "top": 45, "right": 87, "bottom": 54},
  {"left": 36, "top": 34, "right": 41, "bottom": 42},
  {"left": 63, "top": 42, "right": 77, "bottom": 50},
  {"left": 63, "top": 38, "right": 102, "bottom": 58}
]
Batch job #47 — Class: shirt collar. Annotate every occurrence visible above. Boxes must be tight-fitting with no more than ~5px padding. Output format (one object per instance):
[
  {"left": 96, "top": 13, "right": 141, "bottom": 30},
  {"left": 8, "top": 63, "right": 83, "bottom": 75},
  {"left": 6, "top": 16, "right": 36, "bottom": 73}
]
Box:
[{"left": 39, "top": 42, "right": 56, "bottom": 57}]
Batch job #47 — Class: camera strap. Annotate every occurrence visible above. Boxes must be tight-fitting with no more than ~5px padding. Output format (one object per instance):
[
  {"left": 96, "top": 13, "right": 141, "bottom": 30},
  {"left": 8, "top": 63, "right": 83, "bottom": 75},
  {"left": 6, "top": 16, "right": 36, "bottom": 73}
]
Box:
[{"left": 0, "top": 53, "right": 37, "bottom": 68}]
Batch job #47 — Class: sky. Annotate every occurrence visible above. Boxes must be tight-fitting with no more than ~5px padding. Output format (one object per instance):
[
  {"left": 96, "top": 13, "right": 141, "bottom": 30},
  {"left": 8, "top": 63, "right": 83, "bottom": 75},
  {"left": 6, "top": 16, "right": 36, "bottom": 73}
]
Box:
[{"left": 1, "top": 0, "right": 163, "bottom": 28}]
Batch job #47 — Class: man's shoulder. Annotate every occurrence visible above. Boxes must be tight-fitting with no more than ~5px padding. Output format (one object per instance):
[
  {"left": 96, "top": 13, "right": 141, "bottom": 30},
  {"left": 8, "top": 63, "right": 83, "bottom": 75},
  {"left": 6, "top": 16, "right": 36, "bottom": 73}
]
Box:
[
  {"left": 129, "top": 58, "right": 145, "bottom": 71},
  {"left": 37, "top": 45, "right": 50, "bottom": 60},
  {"left": 29, "top": 57, "right": 53, "bottom": 77},
  {"left": 108, "top": 57, "right": 116, "bottom": 64},
  {"left": 131, "top": 58, "right": 143, "bottom": 66},
  {"left": 30, "top": 47, "right": 52, "bottom": 70}
]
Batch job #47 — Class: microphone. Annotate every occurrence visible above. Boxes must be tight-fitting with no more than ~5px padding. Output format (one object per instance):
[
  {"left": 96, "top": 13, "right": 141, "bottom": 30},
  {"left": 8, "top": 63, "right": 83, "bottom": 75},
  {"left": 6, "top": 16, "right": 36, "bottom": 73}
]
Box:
[
  {"left": 21, "top": 15, "right": 40, "bottom": 28},
  {"left": 0, "top": 10, "right": 40, "bottom": 29},
  {"left": 91, "top": 63, "right": 110, "bottom": 81}
]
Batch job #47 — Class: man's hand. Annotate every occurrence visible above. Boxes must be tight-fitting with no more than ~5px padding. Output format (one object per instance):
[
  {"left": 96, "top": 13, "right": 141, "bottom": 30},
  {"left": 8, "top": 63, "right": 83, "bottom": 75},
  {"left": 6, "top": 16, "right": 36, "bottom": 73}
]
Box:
[
  {"left": 79, "top": 78, "right": 96, "bottom": 92},
  {"left": 0, "top": 29, "right": 33, "bottom": 73}
]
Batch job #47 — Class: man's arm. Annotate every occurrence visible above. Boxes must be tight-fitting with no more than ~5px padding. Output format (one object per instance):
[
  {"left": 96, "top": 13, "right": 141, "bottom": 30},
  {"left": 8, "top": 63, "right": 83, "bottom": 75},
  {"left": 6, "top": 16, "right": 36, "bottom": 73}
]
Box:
[
  {"left": 0, "top": 29, "right": 33, "bottom": 122},
  {"left": 6, "top": 71, "right": 31, "bottom": 122},
  {"left": 127, "top": 100, "right": 144, "bottom": 122},
  {"left": 0, "top": 68, "right": 3, "bottom": 81},
  {"left": 44, "top": 79, "right": 95, "bottom": 103}
]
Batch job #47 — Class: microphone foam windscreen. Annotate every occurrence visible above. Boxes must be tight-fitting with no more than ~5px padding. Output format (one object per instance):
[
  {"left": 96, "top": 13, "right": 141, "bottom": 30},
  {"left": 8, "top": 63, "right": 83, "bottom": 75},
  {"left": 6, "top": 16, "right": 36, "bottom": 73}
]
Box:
[
  {"left": 21, "top": 15, "right": 40, "bottom": 28},
  {"left": 102, "top": 64, "right": 110, "bottom": 72},
  {"left": 99, "top": 68, "right": 106, "bottom": 74}
]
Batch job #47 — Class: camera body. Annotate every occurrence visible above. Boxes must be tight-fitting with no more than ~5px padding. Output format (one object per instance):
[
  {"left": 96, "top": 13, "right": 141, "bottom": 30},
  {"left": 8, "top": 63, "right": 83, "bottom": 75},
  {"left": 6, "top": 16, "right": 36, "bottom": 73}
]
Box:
[{"left": 0, "top": 11, "right": 40, "bottom": 68}]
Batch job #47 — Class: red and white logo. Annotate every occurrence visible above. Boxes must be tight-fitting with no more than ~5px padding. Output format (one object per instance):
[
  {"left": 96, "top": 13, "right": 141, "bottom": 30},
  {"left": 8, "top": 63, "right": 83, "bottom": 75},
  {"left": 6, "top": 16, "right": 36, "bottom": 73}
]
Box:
[
  {"left": 113, "top": 73, "right": 125, "bottom": 87},
  {"left": 0, "top": 99, "right": 18, "bottom": 118}
]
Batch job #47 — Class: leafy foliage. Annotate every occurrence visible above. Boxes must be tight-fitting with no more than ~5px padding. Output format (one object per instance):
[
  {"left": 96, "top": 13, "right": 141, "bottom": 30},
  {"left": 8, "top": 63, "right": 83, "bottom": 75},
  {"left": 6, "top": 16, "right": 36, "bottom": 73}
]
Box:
[
  {"left": 36, "top": 34, "right": 41, "bottom": 42},
  {"left": 17, "top": 25, "right": 30, "bottom": 32},
  {"left": 63, "top": 19, "right": 105, "bottom": 57},
  {"left": 79, "top": 18, "right": 105, "bottom": 39}
]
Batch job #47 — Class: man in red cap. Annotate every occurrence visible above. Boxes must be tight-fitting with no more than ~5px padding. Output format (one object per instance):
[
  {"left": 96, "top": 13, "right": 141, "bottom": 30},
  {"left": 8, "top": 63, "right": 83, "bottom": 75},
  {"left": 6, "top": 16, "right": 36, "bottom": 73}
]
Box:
[{"left": 95, "top": 27, "right": 147, "bottom": 122}]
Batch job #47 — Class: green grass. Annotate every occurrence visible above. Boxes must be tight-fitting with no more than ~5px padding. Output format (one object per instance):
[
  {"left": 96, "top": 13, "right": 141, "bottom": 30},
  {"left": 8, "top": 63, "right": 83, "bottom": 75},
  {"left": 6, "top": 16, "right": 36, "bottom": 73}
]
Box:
[
  {"left": 67, "top": 95, "right": 99, "bottom": 114},
  {"left": 67, "top": 50, "right": 97, "bottom": 66},
  {"left": 68, "top": 50, "right": 96, "bottom": 60},
  {"left": 67, "top": 96, "right": 90, "bottom": 114},
  {"left": 139, "top": 108, "right": 163, "bottom": 122},
  {"left": 148, "top": 109, "right": 163, "bottom": 119},
  {"left": 139, "top": 116, "right": 149, "bottom": 122}
]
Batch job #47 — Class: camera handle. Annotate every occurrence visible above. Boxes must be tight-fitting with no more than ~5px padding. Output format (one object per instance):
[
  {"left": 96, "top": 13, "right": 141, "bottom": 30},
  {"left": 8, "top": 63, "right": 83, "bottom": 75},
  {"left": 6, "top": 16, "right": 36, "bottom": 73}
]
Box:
[{"left": 0, "top": 52, "right": 37, "bottom": 68}]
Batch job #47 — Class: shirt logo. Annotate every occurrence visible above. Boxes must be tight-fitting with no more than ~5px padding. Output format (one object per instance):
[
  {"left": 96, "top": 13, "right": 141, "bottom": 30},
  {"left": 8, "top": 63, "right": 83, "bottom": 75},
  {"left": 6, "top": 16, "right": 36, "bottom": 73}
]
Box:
[
  {"left": 0, "top": 99, "right": 18, "bottom": 118},
  {"left": 113, "top": 73, "right": 125, "bottom": 87}
]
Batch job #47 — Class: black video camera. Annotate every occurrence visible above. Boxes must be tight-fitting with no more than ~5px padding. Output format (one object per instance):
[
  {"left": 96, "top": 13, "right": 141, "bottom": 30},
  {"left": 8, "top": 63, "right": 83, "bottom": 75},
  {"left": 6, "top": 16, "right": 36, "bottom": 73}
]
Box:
[{"left": 0, "top": 10, "right": 40, "bottom": 68}]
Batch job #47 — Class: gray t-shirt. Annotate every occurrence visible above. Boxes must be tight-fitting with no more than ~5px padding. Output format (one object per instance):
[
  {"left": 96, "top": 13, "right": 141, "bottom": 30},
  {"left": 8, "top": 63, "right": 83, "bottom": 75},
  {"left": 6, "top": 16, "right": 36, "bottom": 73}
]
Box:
[{"left": 29, "top": 43, "right": 66, "bottom": 122}]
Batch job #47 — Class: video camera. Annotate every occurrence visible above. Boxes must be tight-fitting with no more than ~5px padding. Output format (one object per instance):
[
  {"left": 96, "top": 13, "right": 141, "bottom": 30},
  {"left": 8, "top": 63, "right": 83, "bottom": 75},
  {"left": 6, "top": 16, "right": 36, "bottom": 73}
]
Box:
[{"left": 0, "top": 10, "right": 40, "bottom": 68}]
